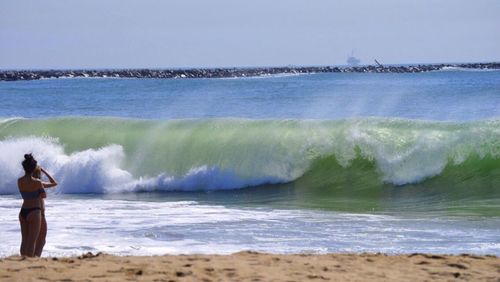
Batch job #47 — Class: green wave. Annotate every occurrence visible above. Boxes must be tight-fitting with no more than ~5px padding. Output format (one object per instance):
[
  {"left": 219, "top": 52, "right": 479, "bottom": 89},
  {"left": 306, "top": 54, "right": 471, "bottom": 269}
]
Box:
[{"left": 1, "top": 117, "right": 499, "bottom": 215}]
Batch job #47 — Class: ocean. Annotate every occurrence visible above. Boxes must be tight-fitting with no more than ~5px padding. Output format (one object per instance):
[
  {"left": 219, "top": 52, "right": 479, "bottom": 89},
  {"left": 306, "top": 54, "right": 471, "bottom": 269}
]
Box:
[{"left": 0, "top": 70, "right": 499, "bottom": 256}]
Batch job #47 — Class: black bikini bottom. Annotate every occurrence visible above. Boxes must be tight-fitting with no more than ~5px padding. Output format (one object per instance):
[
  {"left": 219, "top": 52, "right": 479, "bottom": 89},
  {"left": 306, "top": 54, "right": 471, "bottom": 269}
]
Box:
[{"left": 19, "top": 207, "right": 41, "bottom": 220}]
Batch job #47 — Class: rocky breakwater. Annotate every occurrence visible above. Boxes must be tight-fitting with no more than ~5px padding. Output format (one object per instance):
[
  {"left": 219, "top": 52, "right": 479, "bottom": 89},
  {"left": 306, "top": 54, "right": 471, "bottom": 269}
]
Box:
[{"left": 1, "top": 62, "right": 499, "bottom": 81}]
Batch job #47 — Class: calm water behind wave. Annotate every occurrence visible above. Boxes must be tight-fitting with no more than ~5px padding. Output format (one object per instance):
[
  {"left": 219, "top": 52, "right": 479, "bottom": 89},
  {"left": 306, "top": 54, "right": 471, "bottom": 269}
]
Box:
[{"left": 1, "top": 71, "right": 499, "bottom": 120}]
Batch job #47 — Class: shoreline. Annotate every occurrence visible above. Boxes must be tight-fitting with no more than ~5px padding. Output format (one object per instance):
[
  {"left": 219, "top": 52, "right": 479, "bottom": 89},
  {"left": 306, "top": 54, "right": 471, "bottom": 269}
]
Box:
[
  {"left": 1, "top": 62, "right": 499, "bottom": 81},
  {"left": 1, "top": 252, "right": 498, "bottom": 281}
]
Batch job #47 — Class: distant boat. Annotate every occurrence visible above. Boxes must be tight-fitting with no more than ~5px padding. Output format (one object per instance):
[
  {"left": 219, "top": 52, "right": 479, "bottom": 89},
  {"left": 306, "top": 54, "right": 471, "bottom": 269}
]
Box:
[{"left": 346, "top": 51, "right": 361, "bottom": 66}]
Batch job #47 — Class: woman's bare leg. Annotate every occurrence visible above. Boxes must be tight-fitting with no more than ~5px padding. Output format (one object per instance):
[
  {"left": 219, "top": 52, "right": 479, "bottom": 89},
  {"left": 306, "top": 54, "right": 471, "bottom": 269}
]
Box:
[
  {"left": 19, "top": 215, "right": 28, "bottom": 256},
  {"left": 35, "top": 213, "right": 47, "bottom": 257},
  {"left": 25, "top": 211, "right": 41, "bottom": 257}
]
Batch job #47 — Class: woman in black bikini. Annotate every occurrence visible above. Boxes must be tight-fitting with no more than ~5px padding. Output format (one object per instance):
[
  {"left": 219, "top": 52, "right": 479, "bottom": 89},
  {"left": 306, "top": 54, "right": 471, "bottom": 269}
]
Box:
[{"left": 18, "top": 154, "right": 57, "bottom": 257}]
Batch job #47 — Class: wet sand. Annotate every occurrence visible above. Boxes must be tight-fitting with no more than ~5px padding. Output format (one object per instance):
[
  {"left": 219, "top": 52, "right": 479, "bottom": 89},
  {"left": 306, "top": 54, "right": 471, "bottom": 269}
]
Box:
[{"left": 0, "top": 252, "right": 498, "bottom": 281}]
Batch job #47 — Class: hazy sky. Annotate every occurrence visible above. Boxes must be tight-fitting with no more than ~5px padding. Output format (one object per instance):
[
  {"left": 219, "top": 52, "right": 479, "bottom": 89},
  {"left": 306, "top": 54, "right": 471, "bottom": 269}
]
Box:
[{"left": 1, "top": 0, "right": 499, "bottom": 69}]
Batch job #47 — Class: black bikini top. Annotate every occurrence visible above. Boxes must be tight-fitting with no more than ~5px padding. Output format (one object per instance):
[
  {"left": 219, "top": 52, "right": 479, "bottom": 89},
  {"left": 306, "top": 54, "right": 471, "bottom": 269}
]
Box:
[{"left": 20, "top": 189, "right": 44, "bottom": 200}]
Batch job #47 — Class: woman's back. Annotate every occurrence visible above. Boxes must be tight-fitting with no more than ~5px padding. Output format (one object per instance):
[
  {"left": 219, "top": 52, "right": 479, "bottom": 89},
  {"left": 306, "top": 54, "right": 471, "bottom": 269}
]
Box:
[{"left": 18, "top": 176, "right": 43, "bottom": 208}]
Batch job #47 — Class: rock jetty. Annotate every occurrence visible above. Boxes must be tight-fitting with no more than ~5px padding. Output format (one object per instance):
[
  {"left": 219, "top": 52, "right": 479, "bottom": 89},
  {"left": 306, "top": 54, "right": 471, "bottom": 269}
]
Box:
[{"left": 1, "top": 62, "right": 499, "bottom": 81}]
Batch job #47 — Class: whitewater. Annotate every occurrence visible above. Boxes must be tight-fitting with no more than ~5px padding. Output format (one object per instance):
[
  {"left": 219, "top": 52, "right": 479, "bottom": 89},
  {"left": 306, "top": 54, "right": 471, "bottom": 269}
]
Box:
[{"left": 0, "top": 70, "right": 499, "bottom": 256}]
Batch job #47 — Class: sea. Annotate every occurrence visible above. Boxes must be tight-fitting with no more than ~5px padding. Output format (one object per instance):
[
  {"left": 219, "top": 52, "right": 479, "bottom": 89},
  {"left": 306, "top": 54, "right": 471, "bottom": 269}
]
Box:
[{"left": 0, "top": 69, "right": 499, "bottom": 257}]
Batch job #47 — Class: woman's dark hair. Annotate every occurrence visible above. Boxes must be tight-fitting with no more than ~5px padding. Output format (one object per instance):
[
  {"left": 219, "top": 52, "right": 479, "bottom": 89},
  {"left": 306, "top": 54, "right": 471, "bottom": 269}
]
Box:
[{"left": 22, "top": 153, "right": 37, "bottom": 174}]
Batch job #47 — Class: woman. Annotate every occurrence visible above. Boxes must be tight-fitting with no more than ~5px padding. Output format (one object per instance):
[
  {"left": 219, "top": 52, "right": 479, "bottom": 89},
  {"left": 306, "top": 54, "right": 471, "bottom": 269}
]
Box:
[{"left": 18, "top": 154, "right": 57, "bottom": 257}]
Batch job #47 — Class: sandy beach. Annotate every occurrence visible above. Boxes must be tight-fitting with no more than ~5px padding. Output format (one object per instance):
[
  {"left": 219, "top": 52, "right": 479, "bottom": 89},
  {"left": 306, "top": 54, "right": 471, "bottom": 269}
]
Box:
[{"left": 0, "top": 252, "right": 498, "bottom": 281}]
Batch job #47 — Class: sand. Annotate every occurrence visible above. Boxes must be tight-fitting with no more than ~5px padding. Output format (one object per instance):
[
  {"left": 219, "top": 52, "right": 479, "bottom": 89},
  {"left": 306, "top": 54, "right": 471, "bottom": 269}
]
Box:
[{"left": 0, "top": 252, "right": 498, "bottom": 281}]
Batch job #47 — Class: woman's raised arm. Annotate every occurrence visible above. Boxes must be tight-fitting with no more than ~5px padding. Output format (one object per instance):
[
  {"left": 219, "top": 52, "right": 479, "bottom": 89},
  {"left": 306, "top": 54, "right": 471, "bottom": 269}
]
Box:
[{"left": 40, "top": 167, "right": 58, "bottom": 188}]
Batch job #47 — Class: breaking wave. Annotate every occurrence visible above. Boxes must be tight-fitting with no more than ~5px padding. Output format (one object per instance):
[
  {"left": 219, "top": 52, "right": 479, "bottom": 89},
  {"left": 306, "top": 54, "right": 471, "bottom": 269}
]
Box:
[{"left": 0, "top": 117, "right": 498, "bottom": 197}]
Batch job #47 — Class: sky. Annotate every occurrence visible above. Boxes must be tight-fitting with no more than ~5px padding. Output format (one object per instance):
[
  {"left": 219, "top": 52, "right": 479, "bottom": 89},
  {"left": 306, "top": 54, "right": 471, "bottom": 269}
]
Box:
[{"left": 1, "top": 0, "right": 499, "bottom": 69}]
